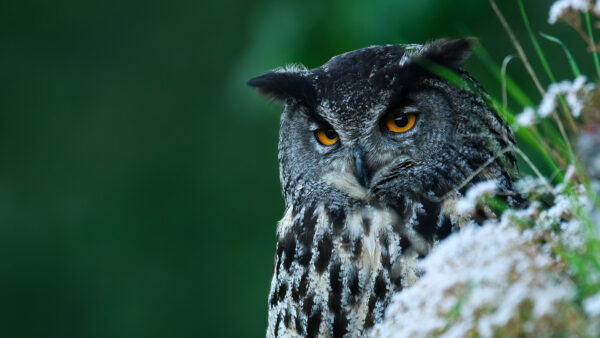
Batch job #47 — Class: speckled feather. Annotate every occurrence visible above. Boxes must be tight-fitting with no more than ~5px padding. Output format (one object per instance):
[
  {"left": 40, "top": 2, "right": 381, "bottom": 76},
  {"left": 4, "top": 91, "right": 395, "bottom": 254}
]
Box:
[{"left": 249, "top": 38, "right": 519, "bottom": 338}]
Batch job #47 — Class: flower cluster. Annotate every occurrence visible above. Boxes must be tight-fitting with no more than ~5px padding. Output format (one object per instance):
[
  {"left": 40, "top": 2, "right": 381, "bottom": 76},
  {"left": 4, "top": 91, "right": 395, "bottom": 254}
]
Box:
[
  {"left": 371, "top": 222, "right": 584, "bottom": 337},
  {"left": 454, "top": 180, "right": 497, "bottom": 215},
  {"left": 371, "top": 175, "right": 597, "bottom": 337},
  {"left": 515, "top": 76, "right": 594, "bottom": 128},
  {"left": 548, "top": 0, "right": 600, "bottom": 24}
]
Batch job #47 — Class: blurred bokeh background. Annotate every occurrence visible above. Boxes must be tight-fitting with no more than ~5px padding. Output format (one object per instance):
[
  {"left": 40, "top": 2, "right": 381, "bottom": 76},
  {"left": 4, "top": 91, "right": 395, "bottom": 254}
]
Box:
[{"left": 0, "top": 0, "right": 595, "bottom": 337}]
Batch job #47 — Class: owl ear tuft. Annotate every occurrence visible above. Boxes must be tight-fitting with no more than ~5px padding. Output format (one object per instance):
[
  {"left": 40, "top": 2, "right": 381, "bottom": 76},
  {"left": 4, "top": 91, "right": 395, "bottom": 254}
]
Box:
[
  {"left": 248, "top": 71, "right": 316, "bottom": 107},
  {"left": 420, "top": 37, "right": 478, "bottom": 69}
]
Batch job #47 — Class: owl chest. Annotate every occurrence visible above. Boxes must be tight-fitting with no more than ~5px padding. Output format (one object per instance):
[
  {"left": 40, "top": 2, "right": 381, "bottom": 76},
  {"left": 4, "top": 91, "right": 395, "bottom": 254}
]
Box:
[{"left": 267, "top": 205, "right": 421, "bottom": 338}]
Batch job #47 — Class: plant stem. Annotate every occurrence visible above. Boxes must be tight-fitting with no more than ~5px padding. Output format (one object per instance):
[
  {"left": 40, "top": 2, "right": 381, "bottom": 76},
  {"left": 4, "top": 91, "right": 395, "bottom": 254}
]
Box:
[
  {"left": 518, "top": 0, "right": 556, "bottom": 84},
  {"left": 585, "top": 10, "right": 600, "bottom": 78},
  {"left": 489, "top": 0, "right": 545, "bottom": 96}
]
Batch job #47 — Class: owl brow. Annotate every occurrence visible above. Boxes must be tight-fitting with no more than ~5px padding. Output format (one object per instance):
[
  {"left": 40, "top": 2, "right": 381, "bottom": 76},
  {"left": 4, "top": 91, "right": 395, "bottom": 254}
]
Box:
[
  {"left": 303, "top": 106, "right": 330, "bottom": 126},
  {"left": 385, "top": 90, "right": 415, "bottom": 114},
  {"left": 386, "top": 76, "right": 438, "bottom": 113},
  {"left": 384, "top": 73, "right": 428, "bottom": 112}
]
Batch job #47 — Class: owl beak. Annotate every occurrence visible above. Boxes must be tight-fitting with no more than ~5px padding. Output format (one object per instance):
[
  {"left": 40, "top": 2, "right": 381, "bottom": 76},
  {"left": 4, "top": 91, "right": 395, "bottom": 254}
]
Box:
[{"left": 354, "top": 147, "right": 369, "bottom": 188}]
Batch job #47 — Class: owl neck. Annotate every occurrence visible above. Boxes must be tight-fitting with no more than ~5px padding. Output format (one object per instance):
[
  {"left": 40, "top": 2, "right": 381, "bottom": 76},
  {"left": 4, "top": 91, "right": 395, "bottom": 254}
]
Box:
[{"left": 267, "top": 198, "right": 456, "bottom": 337}]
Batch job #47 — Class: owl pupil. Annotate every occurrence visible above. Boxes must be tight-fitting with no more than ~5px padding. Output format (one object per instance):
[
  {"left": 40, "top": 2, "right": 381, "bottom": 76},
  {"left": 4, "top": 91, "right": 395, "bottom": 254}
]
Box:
[
  {"left": 325, "top": 129, "right": 337, "bottom": 139},
  {"left": 394, "top": 116, "right": 409, "bottom": 127}
]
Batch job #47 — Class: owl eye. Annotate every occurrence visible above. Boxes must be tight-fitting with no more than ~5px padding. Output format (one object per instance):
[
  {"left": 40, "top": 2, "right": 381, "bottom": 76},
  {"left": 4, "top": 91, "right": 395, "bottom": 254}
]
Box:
[
  {"left": 385, "top": 113, "right": 417, "bottom": 133},
  {"left": 315, "top": 128, "right": 339, "bottom": 146}
]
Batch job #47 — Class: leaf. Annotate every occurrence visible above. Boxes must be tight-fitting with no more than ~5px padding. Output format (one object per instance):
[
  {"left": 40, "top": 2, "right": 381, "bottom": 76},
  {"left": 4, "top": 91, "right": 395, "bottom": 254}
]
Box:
[{"left": 539, "top": 32, "right": 581, "bottom": 78}]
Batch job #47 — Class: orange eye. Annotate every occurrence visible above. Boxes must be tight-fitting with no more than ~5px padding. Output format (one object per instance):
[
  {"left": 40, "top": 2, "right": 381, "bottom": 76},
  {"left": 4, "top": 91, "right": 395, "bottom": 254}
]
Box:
[
  {"left": 315, "top": 129, "right": 339, "bottom": 146},
  {"left": 386, "top": 114, "right": 416, "bottom": 133}
]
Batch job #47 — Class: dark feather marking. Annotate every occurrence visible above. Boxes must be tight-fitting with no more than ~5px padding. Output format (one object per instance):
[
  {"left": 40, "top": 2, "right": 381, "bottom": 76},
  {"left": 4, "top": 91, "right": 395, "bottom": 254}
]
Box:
[
  {"left": 348, "top": 267, "right": 359, "bottom": 301},
  {"left": 367, "top": 294, "right": 377, "bottom": 311},
  {"left": 306, "top": 306, "right": 322, "bottom": 338},
  {"left": 270, "top": 286, "right": 279, "bottom": 306},
  {"left": 292, "top": 271, "right": 307, "bottom": 302},
  {"left": 332, "top": 312, "right": 349, "bottom": 338},
  {"left": 414, "top": 200, "right": 441, "bottom": 243},
  {"left": 291, "top": 279, "right": 300, "bottom": 302},
  {"left": 328, "top": 262, "right": 342, "bottom": 313},
  {"left": 297, "top": 248, "right": 312, "bottom": 267},
  {"left": 277, "top": 282, "right": 288, "bottom": 302},
  {"left": 389, "top": 197, "right": 407, "bottom": 222},
  {"left": 274, "top": 313, "right": 281, "bottom": 337},
  {"left": 330, "top": 262, "right": 342, "bottom": 297},
  {"left": 292, "top": 203, "right": 302, "bottom": 219},
  {"left": 473, "top": 206, "right": 487, "bottom": 225},
  {"left": 436, "top": 215, "right": 454, "bottom": 241},
  {"left": 303, "top": 293, "right": 315, "bottom": 316},
  {"left": 341, "top": 232, "right": 352, "bottom": 252},
  {"left": 315, "top": 234, "right": 333, "bottom": 274},
  {"left": 298, "top": 273, "right": 309, "bottom": 298},
  {"left": 275, "top": 243, "right": 283, "bottom": 275},
  {"left": 352, "top": 237, "right": 362, "bottom": 258},
  {"left": 328, "top": 293, "right": 341, "bottom": 316},
  {"left": 374, "top": 271, "right": 387, "bottom": 300},
  {"left": 295, "top": 316, "right": 303, "bottom": 335},
  {"left": 364, "top": 294, "right": 377, "bottom": 328},
  {"left": 392, "top": 274, "right": 403, "bottom": 289},
  {"left": 364, "top": 311, "right": 374, "bottom": 329},
  {"left": 399, "top": 236, "right": 412, "bottom": 252},
  {"left": 297, "top": 206, "right": 317, "bottom": 266},
  {"left": 379, "top": 232, "right": 390, "bottom": 248},
  {"left": 361, "top": 215, "right": 371, "bottom": 235},
  {"left": 329, "top": 207, "right": 346, "bottom": 234},
  {"left": 381, "top": 249, "right": 391, "bottom": 269},
  {"left": 280, "top": 231, "right": 296, "bottom": 271},
  {"left": 284, "top": 310, "right": 291, "bottom": 328}
]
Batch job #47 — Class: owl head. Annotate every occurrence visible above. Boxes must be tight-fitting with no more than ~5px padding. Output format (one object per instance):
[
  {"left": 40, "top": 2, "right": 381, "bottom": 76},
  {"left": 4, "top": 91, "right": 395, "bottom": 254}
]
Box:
[{"left": 249, "top": 38, "right": 517, "bottom": 212}]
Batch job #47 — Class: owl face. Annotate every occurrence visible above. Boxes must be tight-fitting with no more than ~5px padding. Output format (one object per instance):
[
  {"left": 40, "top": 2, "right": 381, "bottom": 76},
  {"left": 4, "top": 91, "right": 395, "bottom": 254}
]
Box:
[{"left": 250, "top": 38, "right": 516, "bottom": 210}]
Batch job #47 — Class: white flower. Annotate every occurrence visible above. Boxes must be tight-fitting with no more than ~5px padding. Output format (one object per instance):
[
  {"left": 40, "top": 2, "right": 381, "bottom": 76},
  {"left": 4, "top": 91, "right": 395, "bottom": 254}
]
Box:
[
  {"left": 516, "top": 107, "right": 537, "bottom": 127},
  {"left": 548, "top": 0, "right": 590, "bottom": 24},
  {"left": 565, "top": 76, "right": 594, "bottom": 117},
  {"left": 371, "top": 224, "right": 576, "bottom": 337},
  {"left": 455, "top": 180, "right": 498, "bottom": 215},
  {"left": 583, "top": 293, "right": 600, "bottom": 317},
  {"left": 538, "top": 76, "right": 593, "bottom": 118},
  {"left": 516, "top": 176, "right": 551, "bottom": 194},
  {"left": 564, "top": 165, "right": 577, "bottom": 183}
]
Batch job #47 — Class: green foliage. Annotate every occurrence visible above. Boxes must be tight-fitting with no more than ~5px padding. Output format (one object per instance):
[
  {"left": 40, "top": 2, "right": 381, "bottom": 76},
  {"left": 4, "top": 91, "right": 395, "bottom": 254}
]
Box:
[
  {"left": 451, "top": 2, "right": 600, "bottom": 333},
  {"left": 378, "top": 1, "right": 600, "bottom": 335}
]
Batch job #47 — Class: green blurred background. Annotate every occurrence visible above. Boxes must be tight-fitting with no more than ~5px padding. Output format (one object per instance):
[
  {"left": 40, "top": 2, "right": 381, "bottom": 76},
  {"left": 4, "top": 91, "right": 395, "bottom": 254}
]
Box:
[{"left": 0, "top": 0, "right": 594, "bottom": 337}]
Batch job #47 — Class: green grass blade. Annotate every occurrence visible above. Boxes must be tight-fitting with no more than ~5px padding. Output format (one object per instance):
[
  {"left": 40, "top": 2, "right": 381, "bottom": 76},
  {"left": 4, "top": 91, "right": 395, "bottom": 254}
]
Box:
[
  {"left": 474, "top": 46, "right": 533, "bottom": 108},
  {"left": 490, "top": 100, "right": 561, "bottom": 175},
  {"left": 518, "top": 0, "right": 575, "bottom": 152},
  {"left": 501, "top": 54, "right": 516, "bottom": 108},
  {"left": 518, "top": 0, "right": 556, "bottom": 83},
  {"left": 539, "top": 32, "right": 581, "bottom": 77},
  {"left": 585, "top": 10, "right": 600, "bottom": 78}
]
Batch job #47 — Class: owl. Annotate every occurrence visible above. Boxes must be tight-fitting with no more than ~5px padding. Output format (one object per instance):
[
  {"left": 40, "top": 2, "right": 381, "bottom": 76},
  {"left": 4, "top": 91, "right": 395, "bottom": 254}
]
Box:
[{"left": 249, "top": 38, "right": 519, "bottom": 338}]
